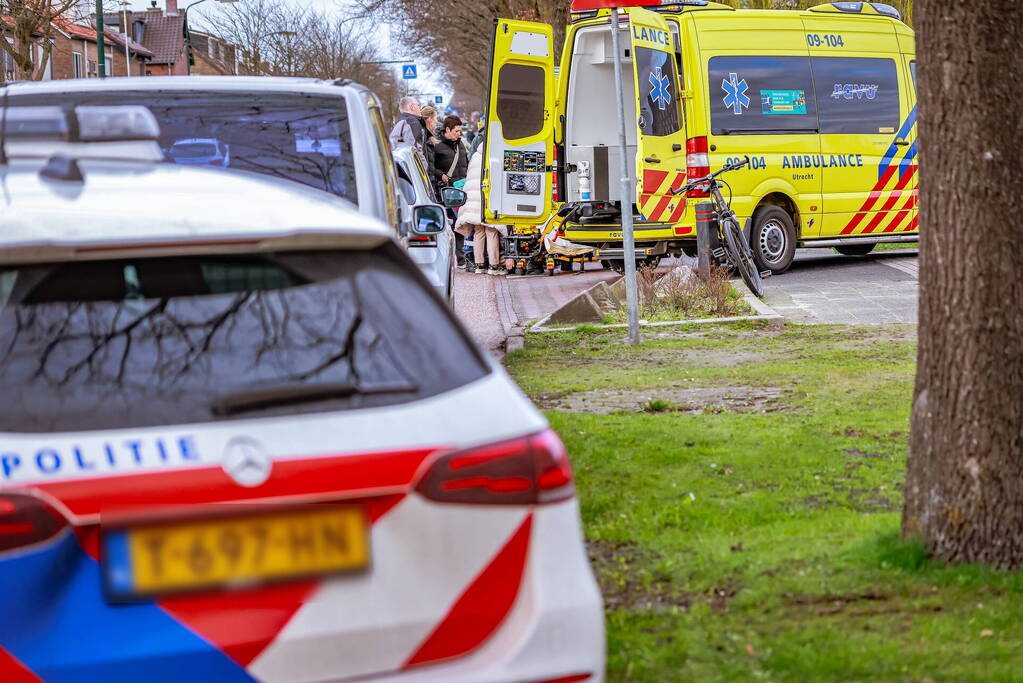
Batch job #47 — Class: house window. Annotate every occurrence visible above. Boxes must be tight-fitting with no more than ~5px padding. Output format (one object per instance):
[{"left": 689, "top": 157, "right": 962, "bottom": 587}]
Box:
[
  {"left": 73, "top": 51, "right": 84, "bottom": 79},
  {"left": 105, "top": 51, "right": 113, "bottom": 75}
]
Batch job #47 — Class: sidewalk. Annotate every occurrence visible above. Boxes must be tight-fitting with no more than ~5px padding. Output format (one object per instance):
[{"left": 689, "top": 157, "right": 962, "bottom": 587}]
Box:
[{"left": 453, "top": 263, "right": 621, "bottom": 356}]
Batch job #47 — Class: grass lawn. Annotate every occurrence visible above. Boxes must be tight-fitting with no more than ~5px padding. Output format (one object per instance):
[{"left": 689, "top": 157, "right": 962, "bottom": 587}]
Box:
[{"left": 506, "top": 323, "right": 1023, "bottom": 682}]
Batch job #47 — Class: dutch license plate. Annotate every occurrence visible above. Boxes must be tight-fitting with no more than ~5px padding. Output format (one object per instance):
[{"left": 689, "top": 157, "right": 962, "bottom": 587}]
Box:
[{"left": 102, "top": 506, "right": 369, "bottom": 600}]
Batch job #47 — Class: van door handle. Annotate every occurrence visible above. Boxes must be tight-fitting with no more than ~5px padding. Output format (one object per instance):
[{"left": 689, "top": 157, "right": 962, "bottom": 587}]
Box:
[
  {"left": 644, "top": 157, "right": 661, "bottom": 163},
  {"left": 671, "top": 144, "right": 682, "bottom": 152},
  {"left": 894, "top": 139, "right": 910, "bottom": 146}
]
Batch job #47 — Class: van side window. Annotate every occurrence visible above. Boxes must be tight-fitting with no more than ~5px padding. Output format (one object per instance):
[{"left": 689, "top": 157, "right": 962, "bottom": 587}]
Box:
[
  {"left": 910, "top": 60, "right": 917, "bottom": 89},
  {"left": 812, "top": 57, "right": 901, "bottom": 134},
  {"left": 636, "top": 47, "right": 682, "bottom": 137},
  {"left": 708, "top": 56, "right": 817, "bottom": 135},
  {"left": 497, "top": 64, "right": 545, "bottom": 140}
]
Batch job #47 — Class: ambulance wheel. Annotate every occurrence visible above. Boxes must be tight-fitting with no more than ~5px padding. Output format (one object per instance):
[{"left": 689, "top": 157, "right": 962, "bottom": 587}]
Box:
[
  {"left": 835, "top": 243, "right": 876, "bottom": 256},
  {"left": 681, "top": 245, "right": 698, "bottom": 258},
  {"left": 641, "top": 255, "right": 662, "bottom": 269},
  {"left": 608, "top": 259, "right": 626, "bottom": 273},
  {"left": 600, "top": 259, "right": 613, "bottom": 270},
  {"left": 559, "top": 261, "right": 574, "bottom": 272},
  {"left": 751, "top": 206, "right": 796, "bottom": 275}
]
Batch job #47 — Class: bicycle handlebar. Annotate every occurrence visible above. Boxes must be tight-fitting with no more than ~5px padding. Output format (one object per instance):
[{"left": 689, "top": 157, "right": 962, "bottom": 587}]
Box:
[{"left": 671, "top": 155, "right": 750, "bottom": 196}]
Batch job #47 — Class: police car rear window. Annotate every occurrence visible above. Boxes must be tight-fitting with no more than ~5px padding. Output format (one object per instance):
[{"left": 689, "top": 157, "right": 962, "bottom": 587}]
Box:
[
  {"left": 4, "top": 92, "right": 358, "bottom": 204},
  {"left": 0, "top": 246, "right": 488, "bottom": 432}
]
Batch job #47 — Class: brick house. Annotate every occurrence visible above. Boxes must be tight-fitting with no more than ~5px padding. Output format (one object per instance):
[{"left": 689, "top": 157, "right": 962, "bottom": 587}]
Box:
[
  {"left": 188, "top": 29, "right": 246, "bottom": 76},
  {"left": 49, "top": 17, "right": 152, "bottom": 80},
  {"left": 105, "top": 0, "right": 189, "bottom": 77},
  {"left": 2, "top": 16, "right": 151, "bottom": 82}
]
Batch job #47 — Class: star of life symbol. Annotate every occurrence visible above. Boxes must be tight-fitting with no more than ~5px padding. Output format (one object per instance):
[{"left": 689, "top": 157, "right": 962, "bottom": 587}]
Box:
[
  {"left": 722, "top": 72, "right": 750, "bottom": 115},
  {"left": 648, "top": 67, "right": 672, "bottom": 111},
  {"left": 222, "top": 436, "right": 273, "bottom": 487}
]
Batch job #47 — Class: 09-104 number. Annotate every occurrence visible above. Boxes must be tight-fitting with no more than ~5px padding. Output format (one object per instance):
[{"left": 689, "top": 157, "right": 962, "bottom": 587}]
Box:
[{"left": 807, "top": 33, "right": 844, "bottom": 47}]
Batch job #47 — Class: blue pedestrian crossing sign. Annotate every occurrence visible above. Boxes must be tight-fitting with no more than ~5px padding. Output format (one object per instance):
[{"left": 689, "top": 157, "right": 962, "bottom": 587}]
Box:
[
  {"left": 402, "top": 64, "right": 417, "bottom": 79},
  {"left": 434, "top": 95, "right": 443, "bottom": 104}
]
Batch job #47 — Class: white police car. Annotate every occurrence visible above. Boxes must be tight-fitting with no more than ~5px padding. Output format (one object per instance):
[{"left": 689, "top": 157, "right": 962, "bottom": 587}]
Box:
[{"left": 0, "top": 106, "right": 604, "bottom": 682}]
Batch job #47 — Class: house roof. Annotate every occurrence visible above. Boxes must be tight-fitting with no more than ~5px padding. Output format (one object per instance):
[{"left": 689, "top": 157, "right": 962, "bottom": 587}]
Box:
[
  {"left": 135, "top": 13, "right": 185, "bottom": 65},
  {"left": 51, "top": 16, "right": 97, "bottom": 41},
  {"left": 103, "top": 26, "right": 155, "bottom": 58}
]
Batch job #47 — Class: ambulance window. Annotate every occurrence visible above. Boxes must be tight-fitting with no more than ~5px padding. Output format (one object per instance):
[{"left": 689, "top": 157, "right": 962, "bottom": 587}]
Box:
[
  {"left": 497, "top": 63, "right": 545, "bottom": 140},
  {"left": 910, "top": 60, "right": 917, "bottom": 88},
  {"left": 636, "top": 47, "right": 681, "bottom": 137},
  {"left": 708, "top": 56, "right": 817, "bottom": 135},
  {"left": 812, "top": 57, "right": 900, "bottom": 134}
]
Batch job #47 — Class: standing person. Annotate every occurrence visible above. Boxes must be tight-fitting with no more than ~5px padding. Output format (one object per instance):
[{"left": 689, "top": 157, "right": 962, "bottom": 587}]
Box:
[
  {"left": 456, "top": 146, "right": 506, "bottom": 275},
  {"left": 432, "top": 115, "right": 468, "bottom": 187},
  {"left": 419, "top": 105, "right": 441, "bottom": 188},
  {"left": 388, "top": 96, "right": 425, "bottom": 149}
]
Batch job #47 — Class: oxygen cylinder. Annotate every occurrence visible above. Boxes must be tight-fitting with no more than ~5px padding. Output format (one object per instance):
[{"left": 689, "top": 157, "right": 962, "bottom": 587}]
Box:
[{"left": 578, "top": 160, "right": 591, "bottom": 201}]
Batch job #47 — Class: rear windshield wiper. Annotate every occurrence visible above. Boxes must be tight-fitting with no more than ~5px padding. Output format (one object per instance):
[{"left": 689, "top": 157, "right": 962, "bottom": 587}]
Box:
[{"left": 213, "top": 381, "right": 419, "bottom": 416}]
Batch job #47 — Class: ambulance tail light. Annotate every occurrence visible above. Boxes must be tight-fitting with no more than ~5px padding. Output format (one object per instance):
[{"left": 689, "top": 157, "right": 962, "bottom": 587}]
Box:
[
  {"left": 0, "top": 493, "right": 68, "bottom": 552},
  {"left": 416, "top": 429, "right": 575, "bottom": 505},
  {"left": 686, "top": 136, "right": 710, "bottom": 198}
]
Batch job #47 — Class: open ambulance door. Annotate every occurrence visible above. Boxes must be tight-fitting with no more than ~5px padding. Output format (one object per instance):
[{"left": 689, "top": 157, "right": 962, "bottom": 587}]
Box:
[
  {"left": 627, "top": 7, "right": 688, "bottom": 225},
  {"left": 482, "top": 19, "right": 555, "bottom": 226}
]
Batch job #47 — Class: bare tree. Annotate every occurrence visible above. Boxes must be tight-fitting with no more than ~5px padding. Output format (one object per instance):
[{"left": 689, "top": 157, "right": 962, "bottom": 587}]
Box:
[
  {"left": 0, "top": 0, "right": 80, "bottom": 80},
  {"left": 902, "top": 0, "right": 1023, "bottom": 568},
  {"left": 201, "top": 1, "right": 403, "bottom": 120}
]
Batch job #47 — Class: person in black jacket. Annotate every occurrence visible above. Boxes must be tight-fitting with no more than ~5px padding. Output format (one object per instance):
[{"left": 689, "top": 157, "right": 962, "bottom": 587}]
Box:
[
  {"left": 388, "top": 96, "right": 426, "bottom": 149},
  {"left": 432, "top": 115, "right": 468, "bottom": 187}
]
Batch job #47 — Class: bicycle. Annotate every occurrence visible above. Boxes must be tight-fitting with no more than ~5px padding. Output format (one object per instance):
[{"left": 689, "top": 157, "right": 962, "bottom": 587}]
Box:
[{"left": 673, "top": 156, "right": 766, "bottom": 298}]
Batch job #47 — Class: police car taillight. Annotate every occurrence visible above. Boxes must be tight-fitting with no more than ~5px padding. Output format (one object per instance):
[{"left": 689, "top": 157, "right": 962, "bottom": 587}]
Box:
[
  {"left": 415, "top": 429, "right": 575, "bottom": 505},
  {"left": 0, "top": 493, "right": 68, "bottom": 552},
  {"left": 685, "top": 136, "right": 710, "bottom": 198}
]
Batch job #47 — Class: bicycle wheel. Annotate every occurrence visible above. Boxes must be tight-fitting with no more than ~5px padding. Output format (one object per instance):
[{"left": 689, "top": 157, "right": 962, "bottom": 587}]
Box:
[{"left": 722, "top": 219, "right": 765, "bottom": 298}]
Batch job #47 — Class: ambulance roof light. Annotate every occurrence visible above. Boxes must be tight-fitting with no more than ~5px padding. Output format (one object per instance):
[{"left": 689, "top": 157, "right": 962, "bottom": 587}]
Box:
[
  {"left": 868, "top": 3, "right": 901, "bottom": 19},
  {"left": 809, "top": 2, "right": 901, "bottom": 20}
]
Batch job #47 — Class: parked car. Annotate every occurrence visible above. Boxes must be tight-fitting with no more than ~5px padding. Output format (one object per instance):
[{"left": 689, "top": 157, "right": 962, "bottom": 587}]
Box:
[
  {"left": 0, "top": 104, "right": 604, "bottom": 683},
  {"left": 168, "top": 137, "right": 231, "bottom": 167},
  {"left": 1, "top": 76, "right": 404, "bottom": 235},
  {"left": 392, "top": 144, "right": 464, "bottom": 302}
]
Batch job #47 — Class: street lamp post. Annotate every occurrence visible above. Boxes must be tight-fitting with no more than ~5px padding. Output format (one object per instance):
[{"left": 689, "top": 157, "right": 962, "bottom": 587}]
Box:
[
  {"left": 120, "top": 1, "right": 131, "bottom": 77},
  {"left": 265, "top": 30, "right": 296, "bottom": 76},
  {"left": 184, "top": 0, "right": 239, "bottom": 76}
]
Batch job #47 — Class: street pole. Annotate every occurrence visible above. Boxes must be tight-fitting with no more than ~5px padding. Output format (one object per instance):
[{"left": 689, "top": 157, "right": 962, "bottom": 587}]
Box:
[
  {"left": 95, "top": 0, "right": 106, "bottom": 78},
  {"left": 121, "top": 2, "right": 131, "bottom": 77},
  {"left": 610, "top": 9, "right": 640, "bottom": 345}
]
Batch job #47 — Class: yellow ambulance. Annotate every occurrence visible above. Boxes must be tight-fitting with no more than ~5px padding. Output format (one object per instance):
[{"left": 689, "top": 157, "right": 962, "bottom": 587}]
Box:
[{"left": 481, "top": 0, "right": 918, "bottom": 274}]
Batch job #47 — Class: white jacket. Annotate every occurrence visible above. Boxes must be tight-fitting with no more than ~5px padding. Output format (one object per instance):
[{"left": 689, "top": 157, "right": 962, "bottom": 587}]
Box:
[{"left": 454, "top": 148, "right": 505, "bottom": 236}]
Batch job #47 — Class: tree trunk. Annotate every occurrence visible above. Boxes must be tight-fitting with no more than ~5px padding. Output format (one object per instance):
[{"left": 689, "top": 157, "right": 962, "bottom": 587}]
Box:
[{"left": 902, "top": 0, "right": 1023, "bottom": 568}]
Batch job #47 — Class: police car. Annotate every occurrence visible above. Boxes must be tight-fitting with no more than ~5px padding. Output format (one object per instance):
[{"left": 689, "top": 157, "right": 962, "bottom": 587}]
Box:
[{"left": 0, "top": 106, "right": 604, "bottom": 682}]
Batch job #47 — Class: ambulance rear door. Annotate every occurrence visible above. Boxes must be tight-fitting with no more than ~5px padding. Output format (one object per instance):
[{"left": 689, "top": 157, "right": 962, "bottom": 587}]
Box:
[
  {"left": 482, "top": 19, "right": 556, "bottom": 225},
  {"left": 627, "top": 7, "right": 688, "bottom": 224}
]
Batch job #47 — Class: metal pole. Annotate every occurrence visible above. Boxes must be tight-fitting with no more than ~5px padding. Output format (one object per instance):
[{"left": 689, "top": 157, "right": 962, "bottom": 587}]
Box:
[
  {"left": 122, "top": 4, "right": 131, "bottom": 77},
  {"left": 610, "top": 10, "right": 640, "bottom": 345},
  {"left": 96, "top": 0, "right": 106, "bottom": 78}
]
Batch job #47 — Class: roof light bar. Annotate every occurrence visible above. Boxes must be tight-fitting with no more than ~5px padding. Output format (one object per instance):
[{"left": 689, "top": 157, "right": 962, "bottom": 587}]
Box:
[
  {"left": 868, "top": 2, "right": 901, "bottom": 19},
  {"left": 1, "top": 105, "right": 163, "bottom": 167}
]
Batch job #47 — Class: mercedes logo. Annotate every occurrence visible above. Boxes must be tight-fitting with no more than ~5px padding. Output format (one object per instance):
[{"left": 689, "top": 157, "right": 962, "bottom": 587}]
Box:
[{"left": 222, "top": 437, "right": 273, "bottom": 487}]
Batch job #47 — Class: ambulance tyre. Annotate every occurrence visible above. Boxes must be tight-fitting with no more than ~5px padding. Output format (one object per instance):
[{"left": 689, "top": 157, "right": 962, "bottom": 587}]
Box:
[
  {"left": 751, "top": 206, "right": 796, "bottom": 275},
  {"left": 560, "top": 260, "right": 574, "bottom": 272},
  {"left": 835, "top": 243, "right": 876, "bottom": 256},
  {"left": 642, "top": 255, "right": 662, "bottom": 269}
]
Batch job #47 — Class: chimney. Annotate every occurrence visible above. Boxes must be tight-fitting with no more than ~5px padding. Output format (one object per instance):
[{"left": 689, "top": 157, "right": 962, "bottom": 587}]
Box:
[{"left": 166, "top": 0, "right": 179, "bottom": 15}]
